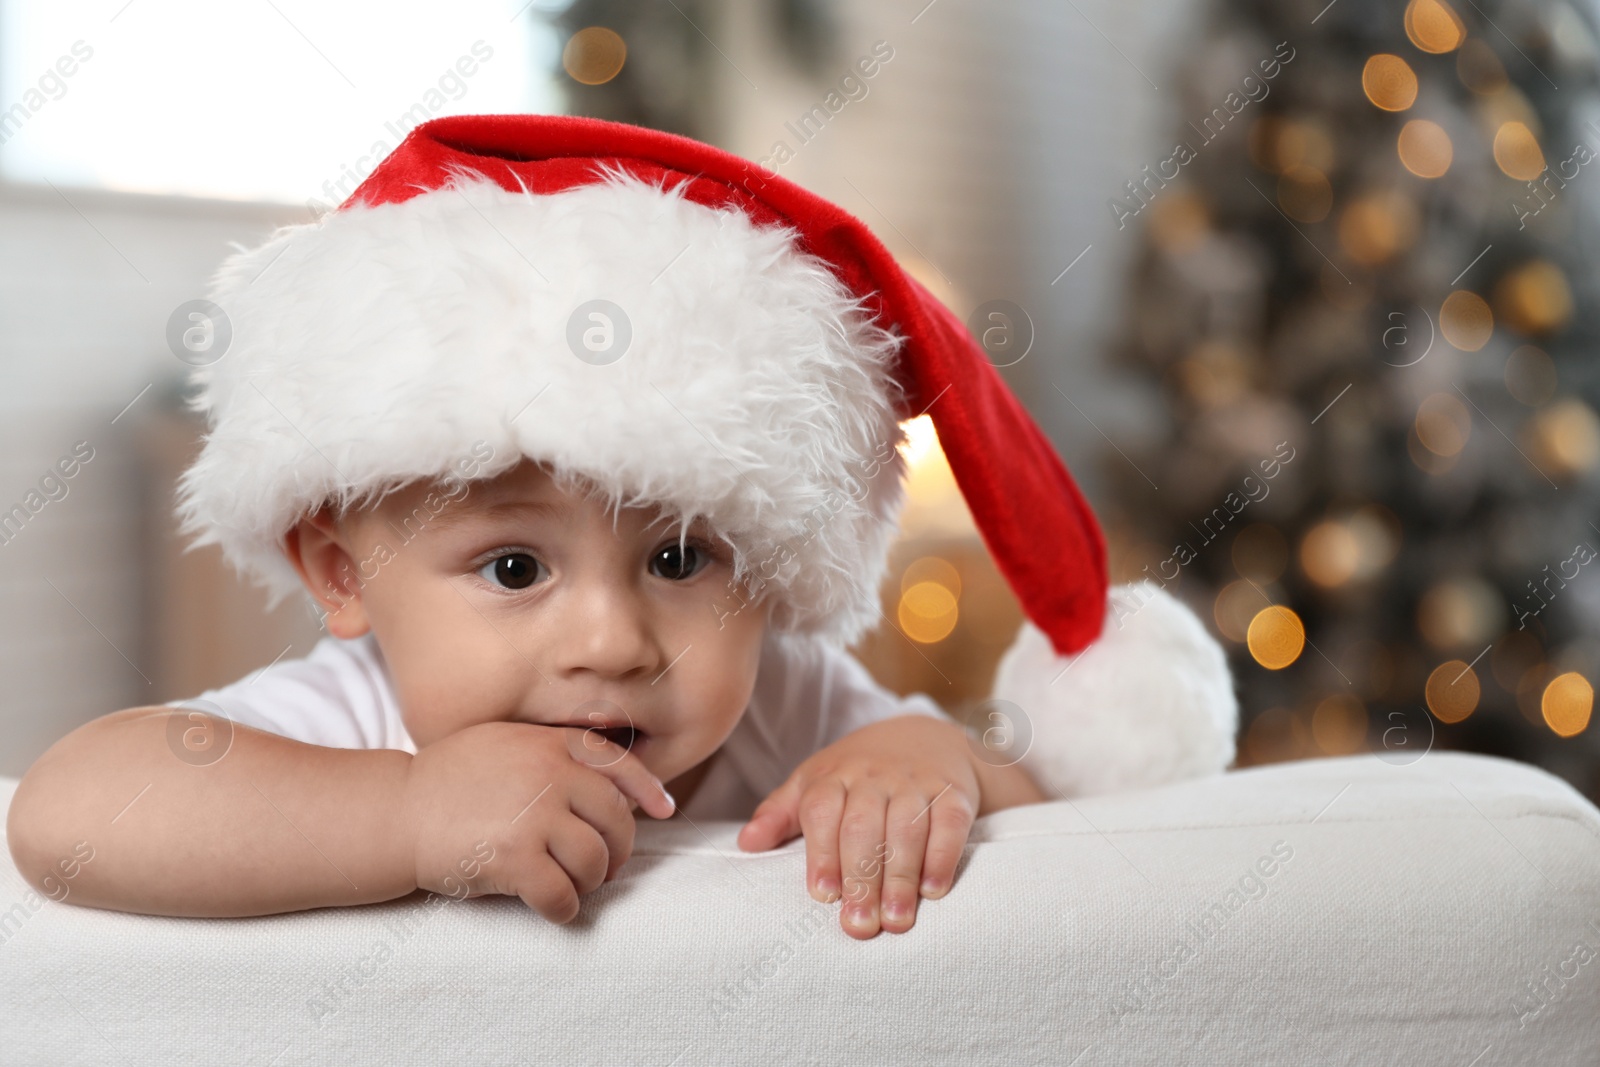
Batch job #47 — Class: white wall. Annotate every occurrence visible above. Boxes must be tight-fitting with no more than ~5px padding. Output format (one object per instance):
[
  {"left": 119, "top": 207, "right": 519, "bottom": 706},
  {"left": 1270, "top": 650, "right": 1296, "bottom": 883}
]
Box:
[{"left": 0, "top": 181, "right": 300, "bottom": 774}]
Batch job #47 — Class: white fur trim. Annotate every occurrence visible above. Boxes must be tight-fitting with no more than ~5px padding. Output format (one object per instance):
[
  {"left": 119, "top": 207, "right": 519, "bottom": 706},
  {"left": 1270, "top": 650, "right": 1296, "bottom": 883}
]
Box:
[
  {"left": 992, "top": 582, "right": 1238, "bottom": 798},
  {"left": 176, "top": 169, "right": 909, "bottom": 646}
]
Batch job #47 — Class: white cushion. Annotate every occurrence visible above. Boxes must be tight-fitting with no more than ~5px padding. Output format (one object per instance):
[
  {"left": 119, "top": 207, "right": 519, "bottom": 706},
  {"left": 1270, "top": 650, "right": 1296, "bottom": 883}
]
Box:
[{"left": 3, "top": 751, "right": 1598, "bottom": 1064}]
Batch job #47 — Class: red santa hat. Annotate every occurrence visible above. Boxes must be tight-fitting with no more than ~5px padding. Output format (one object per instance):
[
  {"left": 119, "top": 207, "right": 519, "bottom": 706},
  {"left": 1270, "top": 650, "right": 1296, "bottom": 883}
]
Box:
[{"left": 175, "top": 113, "right": 1237, "bottom": 796}]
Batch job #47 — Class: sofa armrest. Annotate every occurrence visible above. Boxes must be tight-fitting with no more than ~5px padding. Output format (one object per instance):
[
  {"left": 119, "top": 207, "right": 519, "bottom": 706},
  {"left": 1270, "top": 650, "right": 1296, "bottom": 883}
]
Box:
[{"left": 3, "top": 751, "right": 1597, "bottom": 1065}]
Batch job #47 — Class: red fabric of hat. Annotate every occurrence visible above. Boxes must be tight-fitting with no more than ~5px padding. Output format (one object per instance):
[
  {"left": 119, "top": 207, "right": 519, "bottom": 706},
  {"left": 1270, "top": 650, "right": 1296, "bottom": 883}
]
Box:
[{"left": 343, "top": 113, "right": 1108, "bottom": 657}]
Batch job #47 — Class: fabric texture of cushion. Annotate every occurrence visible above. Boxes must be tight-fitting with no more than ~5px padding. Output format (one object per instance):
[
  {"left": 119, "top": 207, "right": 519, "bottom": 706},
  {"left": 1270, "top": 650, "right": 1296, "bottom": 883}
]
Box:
[{"left": 2, "top": 751, "right": 1597, "bottom": 1065}]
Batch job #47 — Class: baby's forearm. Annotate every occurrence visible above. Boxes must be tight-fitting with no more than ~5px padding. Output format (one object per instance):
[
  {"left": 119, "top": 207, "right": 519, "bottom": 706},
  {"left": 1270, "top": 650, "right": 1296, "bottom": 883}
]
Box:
[{"left": 6, "top": 707, "right": 416, "bottom": 917}]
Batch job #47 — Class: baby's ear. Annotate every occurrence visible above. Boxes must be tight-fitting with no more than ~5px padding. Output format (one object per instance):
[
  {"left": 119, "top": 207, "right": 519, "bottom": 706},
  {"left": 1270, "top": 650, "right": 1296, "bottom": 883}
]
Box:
[{"left": 281, "top": 508, "right": 371, "bottom": 639}]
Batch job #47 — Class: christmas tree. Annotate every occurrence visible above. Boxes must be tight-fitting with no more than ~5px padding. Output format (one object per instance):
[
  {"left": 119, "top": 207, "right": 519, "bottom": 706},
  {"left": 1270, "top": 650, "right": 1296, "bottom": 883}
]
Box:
[{"left": 1107, "top": 0, "right": 1600, "bottom": 799}]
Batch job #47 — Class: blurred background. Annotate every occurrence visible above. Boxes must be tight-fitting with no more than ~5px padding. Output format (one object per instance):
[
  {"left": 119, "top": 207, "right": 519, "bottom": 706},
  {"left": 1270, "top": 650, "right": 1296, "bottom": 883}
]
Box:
[{"left": 2, "top": 0, "right": 1598, "bottom": 802}]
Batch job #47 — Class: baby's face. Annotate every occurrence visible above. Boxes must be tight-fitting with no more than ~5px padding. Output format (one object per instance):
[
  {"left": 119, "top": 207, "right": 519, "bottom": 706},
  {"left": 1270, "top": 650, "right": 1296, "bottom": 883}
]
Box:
[{"left": 288, "top": 459, "right": 770, "bottom": 785}]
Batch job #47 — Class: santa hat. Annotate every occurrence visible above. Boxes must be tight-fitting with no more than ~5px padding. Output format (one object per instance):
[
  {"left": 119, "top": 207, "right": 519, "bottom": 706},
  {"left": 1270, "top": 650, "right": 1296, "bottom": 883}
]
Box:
[{"left": 175, "top": 113, "right": 1237, "bottom": 797}]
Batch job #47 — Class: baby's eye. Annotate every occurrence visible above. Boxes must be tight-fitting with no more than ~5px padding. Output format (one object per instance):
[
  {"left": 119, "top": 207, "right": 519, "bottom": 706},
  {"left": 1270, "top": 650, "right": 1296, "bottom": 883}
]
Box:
[
  {"left": 650, "top": 541, "right": 711, "bottom": 582},
  {"left": 476, "top": 552, "right": 547, "bottom": 590}
]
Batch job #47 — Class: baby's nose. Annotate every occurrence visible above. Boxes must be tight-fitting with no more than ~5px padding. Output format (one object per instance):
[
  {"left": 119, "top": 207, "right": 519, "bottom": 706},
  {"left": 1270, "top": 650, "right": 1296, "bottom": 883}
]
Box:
[{"left": 550, "top": 585, "right": 658, "bottom": 680}]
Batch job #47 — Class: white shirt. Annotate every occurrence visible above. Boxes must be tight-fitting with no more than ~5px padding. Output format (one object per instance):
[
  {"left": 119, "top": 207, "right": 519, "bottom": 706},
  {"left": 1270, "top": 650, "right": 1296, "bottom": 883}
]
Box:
[{"left": 172, "top": 629, "right": 948, "bottom": 821}]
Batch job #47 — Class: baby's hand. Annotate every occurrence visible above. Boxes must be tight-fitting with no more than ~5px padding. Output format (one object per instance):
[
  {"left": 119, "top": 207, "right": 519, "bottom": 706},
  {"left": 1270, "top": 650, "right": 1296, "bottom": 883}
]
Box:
[
  {"left": 400, "top": 720, "right": 675, "bottom": 923},
  {"left": 735, "top": 715, "right": 980, "bottom": 939}
]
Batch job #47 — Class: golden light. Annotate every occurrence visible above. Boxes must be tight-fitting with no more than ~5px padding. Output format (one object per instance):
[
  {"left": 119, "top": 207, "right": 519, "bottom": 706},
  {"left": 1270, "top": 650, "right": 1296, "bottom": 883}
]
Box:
[
  {"left": 1148, "top": 190, "right": 1211, "bottom": 253},
  {"left": 1408, "top": 425, "right": 1459, "bottom": 475},
  {"left": 1232, "top": 522, "right": 1289, "bottom": 582},
  {"left": 1426, "top": 660, "right": 1480, "bottom": 722},
  {"left": 1505, "top": 345, "right": 1557, "bottom": 406},
  {"left": 1347, "top": 506, "right": 1401, "bottom": 576},
  {"left": 1312, "top": 693, "right": 1369, "bottom": 755},
  {"left": 562, "top": 27, "right": 627, "bottom": 85},
  {"left": 1439, "top": 290, "right": 1493, "bottom": 351},
  {"left": 1495, "top": 260, "right": 1574, "bottom": 335},
  {"left": 1300, "top": 510, "right": 1398, "bottom": 587},
  {"left": 902, "top": 555, "right": 961, "bottom": 598},
  {"left": 1542, "top": 672, "right": 1593, "bottom": 737},
  {"left": 1493, "top": 122, "right": 1547, "bottom": 181},
  {"left": 1214, "top": 580, "right": 1265, "bottom": 643},
  {"left": 1457, "top": 39, "right": 1508, "bottom": 95},
  {"left": 1398, "top": 119, "right": 1453, "bottom": 178},
  {"left": 1414, "top": 392, "right": 1472, "bottom": 456},
  {"left": 1417, "top": 577, "right": 1505, "bottom": 650},
  {"left": 1242, "top": 706, "right": 1310, "bottom": 764},
  {"left": 1278, "top": 166, "right": 1333, "bottom": 223},
  {"left": 1172, "top": 340, "right": 1249, "bottom": 409},
  {"left": 895, "top": 415, "right": 977, "bottom": 539},
  {"left": 1338, "top": 190, "right": 1420, "bottom": 265},
  {"left": 1527, "top": 398, "right": 1600, "bottom": 478},
  {"left": 1405, "top": 0, "right": 1466, "bottom": 53},
  {"left": 1363, "top": 54, "right": 1420, "bottom": 111},
  {"left": 1248, "top": 606, "right": 1305, "bottom": 670},
  {"left": 1248, "top": 118, "right": 1335, "bottom": 174},
  {"left": 1301, "top": 520, "right": 1360, "bottom": 587},
  {"left": 897, "top": 580, "right": 959, "bottom": 644}
]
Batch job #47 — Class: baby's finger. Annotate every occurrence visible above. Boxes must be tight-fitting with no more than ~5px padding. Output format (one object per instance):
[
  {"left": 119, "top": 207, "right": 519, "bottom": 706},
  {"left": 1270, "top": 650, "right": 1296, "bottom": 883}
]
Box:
[
  {"left": 545, "top": 815, "right": 613, "bottom": 897},
  {"left": 737, "top": 777, "right": 802, "bottom": 853},
  {"left": 918, "top": 787, "right": 976, "bottom": 900},
  {"left": 879, "top": 790, "right": 933, "bottom": 934},
  {"left": 513, "top": 850, "right": 584, "bottom": 924},
  {"left": 562, "top": 728, "right": 676, "bottom": 820},
  {"left": 795, "top": 777, "right": 847, "bottom": 904},
  {"left": 565, "top": 770, "right": 641, "bottom": 881},
  {"left": 837, "top": 788, "right": 889, "bottom": 940}
]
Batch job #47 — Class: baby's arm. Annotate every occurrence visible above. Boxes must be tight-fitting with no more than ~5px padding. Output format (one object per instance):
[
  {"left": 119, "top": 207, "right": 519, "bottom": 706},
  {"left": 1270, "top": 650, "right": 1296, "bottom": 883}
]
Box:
[
  {"left": 6, "top": 709, "right": 672, "bottom": 918},
  {"left": 6, "top": 706, "right": 415, "bottom": 916}
]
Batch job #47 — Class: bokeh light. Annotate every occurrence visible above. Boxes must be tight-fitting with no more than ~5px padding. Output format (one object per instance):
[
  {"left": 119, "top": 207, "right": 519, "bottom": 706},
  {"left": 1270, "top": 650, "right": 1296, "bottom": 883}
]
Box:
[
  {"left": 1363, "top": 54, "right": 1419, "bottom": 111},
  {"left": 1214, "top": 579, "right": 1266, "bottom": 642},
  {"left": 1248, "top": 606, "right": 1305, "bottom": 670},
  {"left": 1148, "top": 189, "right": 1211, "bottom": 253},
  {"left": 1242, "top": 706, "right": 1311, "bottom": 764},
  {"left": 1504, "top": 345, "right": 1557, "bottom": 406},
  {"left": 1457, "top": 39, "right": 1508, "bottom": 94},
  {"left": 901, "top": 555, "right": 962, "bottom": 599},
  {"left": 562, "top": 26, "right": 627, "bottom": 85},
  {"left": 1425, "top": 660, "right": 1481, "bottom": 722},
  {"left": 1405, "top": 0, "right": 1466, "bottom": 53},
  {"left": 1493, "top": 122, "right": 1546, "bottom": 181},
  {"left": 1414, "top": 392, "right": 1473, "bottom": 456},
  {"left": 1278, "top": 166, "right": 1333, "bottom": 222},
  {"left": 1439, "top": 290, "right": 1493, "bottom": 351},
  {"left": 1398, "top": 119, "right": 1453, "bottom": 178},
  {"left": 1495, "top": 260, "right": 1574, "bottom": 335},
  {"left": 1338, "top": 190, "right": 1420, "bottom": 265},
  {"left": 1312, "top": 693, "right": 1369, "bottom": 755},
  {"left": 1542, "top": 672, "right": 1593, "bottom": 737},
  {"left": 1417, "top": 577, "right": 1505, "bottom": 650},
  {"left": 1300, "top": 508, "right": 1399, "bottom": 587},
  {"left": 897, "top": 580, "right": 959, "bottom": 644},
  {"left": 1527, "top": 398, "right": 1600, "bottom": 478},
  {"left": 1248, "top": 117, "right": 1335, "bottom": 174}
]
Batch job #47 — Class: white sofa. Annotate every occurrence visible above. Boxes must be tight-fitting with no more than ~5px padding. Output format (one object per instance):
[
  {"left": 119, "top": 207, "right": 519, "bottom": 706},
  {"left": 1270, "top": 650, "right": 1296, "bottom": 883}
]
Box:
[{"left": 3, "top": 751, "right": 1598, "bottom": 1065}]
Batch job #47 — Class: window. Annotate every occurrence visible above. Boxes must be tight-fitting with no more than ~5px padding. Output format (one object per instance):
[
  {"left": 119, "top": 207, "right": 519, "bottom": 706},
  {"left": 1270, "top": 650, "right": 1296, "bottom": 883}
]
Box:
[{"left": 0, "top": 0, "right": 567, "bottom": 204}]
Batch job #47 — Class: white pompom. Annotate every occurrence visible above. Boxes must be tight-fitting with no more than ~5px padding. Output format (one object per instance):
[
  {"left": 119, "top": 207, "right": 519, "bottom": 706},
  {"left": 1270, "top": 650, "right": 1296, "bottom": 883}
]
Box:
[{"left": 991, "top": 582, "right": 1238, "bottom": 799}]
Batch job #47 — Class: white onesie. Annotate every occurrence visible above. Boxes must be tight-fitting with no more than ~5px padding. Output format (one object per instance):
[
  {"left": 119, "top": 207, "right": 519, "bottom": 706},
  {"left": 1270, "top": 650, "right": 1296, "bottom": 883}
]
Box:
[{"left": 170, "top": 628, "right": 949, "bottom": 822}]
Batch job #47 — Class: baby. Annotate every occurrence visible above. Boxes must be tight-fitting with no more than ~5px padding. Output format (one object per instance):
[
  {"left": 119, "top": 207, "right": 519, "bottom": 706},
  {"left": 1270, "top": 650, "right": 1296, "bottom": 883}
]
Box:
[{"left": 6, "top": 114, "right": 1235, "bottom": 941}]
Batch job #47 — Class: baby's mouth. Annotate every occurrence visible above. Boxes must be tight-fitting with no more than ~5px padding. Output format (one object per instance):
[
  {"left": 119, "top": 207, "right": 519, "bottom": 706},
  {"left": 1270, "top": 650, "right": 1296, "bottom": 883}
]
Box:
[{"left": 594, "top": 725, "right": 644, "bottom": 749}]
